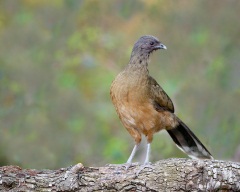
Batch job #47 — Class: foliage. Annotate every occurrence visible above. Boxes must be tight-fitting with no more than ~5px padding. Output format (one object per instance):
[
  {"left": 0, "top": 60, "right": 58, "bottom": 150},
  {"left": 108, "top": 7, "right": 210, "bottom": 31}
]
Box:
[{"left": 0, "top": 0, "right": 239, "bottom": 168}]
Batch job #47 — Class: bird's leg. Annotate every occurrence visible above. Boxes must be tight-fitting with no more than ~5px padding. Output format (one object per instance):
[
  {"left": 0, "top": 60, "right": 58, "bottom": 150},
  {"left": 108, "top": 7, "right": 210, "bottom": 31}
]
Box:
[
  {"left": 123, "top": 128, "right": 141, "bottom": 169},
  {"left": 143, "top": 142, "right": 151, "bottom": 164},
  {"left": 106, "top": 144, "right": 139, "bottom": 171},
  {"left": 136, "top": 143, "right": 153, "bottom": 175},
  {"left": 124, "top": 144, "right": 139, "bottom": 169}
]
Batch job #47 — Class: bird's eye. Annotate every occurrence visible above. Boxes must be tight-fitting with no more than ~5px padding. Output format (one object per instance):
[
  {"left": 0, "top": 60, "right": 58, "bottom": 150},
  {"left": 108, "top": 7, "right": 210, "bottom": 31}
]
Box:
[{"left": 150, "top": 41, "right": 154, "bottom": 45}]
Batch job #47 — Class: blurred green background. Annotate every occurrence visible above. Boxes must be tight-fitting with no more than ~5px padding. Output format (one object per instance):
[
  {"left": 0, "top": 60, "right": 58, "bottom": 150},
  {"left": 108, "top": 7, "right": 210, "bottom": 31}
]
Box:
[{"left": 0, "top": 0, "right": 240, "bottom": 169}]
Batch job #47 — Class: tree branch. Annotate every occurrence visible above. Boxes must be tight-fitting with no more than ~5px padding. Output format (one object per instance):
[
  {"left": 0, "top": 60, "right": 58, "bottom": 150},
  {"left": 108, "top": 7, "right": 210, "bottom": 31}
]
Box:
[{"left": 0, "top": 158, "right": 240, "bottom": 191}]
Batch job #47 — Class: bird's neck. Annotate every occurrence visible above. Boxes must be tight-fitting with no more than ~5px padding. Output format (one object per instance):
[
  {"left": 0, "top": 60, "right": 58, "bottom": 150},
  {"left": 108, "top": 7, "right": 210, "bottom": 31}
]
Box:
[
  {"left": 121, "top": 54, "right": 150, "bottom": 91},
  {"left": 128, "top": 53, "right": 150, "bottom": 72}
]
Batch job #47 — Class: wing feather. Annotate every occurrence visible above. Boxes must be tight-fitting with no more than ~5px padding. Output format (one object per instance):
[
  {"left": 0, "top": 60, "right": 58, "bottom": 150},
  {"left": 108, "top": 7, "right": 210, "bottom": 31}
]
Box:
[{"left": 149, "top": 76, "right": 174, "bottom": 113}]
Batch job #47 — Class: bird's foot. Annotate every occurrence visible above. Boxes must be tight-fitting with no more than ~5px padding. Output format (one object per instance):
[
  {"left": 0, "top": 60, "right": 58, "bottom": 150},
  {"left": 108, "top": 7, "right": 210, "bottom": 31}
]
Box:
[
  {"left": 106, "top": 162, "right": 139, "bottom": 168},
  {"left": 123, "top": 162, "right": 139, "bottom": 170},
  {"left": 136, "top": 162, "right": 153, "bottom": 176}
]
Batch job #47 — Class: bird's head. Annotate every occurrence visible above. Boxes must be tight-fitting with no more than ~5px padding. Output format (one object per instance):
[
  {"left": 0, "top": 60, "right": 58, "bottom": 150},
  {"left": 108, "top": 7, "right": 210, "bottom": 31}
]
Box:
[{"left": 131, "top": 35, "right": 167, "bottom": 57}]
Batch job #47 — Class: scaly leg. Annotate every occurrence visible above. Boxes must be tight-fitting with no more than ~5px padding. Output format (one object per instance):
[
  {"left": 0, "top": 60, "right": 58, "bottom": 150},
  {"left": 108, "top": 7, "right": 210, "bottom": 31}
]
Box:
[
  {"left": 106, "top": 144, "right": 139, "bottom": 170},
  {"left": 143, "top": 143, "right": 151, "bottom": 164},
  {"left": 126, "top": 144, "right": 139, "bottom": 164},
  {"left": 124, "top": 144, "right": 139, "bottom": 169},
  {"left": 136, "top": 143, "right": 153, "bottom": 175}
]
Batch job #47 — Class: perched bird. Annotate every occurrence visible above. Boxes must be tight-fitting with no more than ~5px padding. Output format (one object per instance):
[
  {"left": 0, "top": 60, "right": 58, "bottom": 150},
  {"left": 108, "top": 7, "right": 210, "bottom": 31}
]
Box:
[{"left": 110, "top": 35, "right": 213, "bottom": 169}]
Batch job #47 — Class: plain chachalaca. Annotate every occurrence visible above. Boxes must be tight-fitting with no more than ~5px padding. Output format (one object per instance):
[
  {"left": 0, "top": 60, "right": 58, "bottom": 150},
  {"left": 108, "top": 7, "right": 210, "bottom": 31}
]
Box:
[{"left": 110, "top": 35, "right": 213, "bottom": 169}]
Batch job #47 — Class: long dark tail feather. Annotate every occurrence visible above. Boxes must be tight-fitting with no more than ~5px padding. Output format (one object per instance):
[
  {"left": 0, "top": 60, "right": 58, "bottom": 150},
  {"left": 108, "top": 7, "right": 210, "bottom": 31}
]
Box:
[{"left": 167, "top": 118, "right": 213, "bottom": 160}]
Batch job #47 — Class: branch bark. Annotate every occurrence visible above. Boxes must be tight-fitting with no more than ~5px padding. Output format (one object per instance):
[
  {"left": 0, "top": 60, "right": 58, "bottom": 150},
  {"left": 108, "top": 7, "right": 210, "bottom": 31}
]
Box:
[{"left": 0, "top": 158, "right": 239, "bottom": 191}]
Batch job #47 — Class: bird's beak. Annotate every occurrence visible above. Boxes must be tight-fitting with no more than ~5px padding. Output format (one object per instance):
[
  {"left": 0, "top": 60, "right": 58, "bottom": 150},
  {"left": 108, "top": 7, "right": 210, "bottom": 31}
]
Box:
[{"left": 154, "top": 43, "right": 167, "bottom": 50}]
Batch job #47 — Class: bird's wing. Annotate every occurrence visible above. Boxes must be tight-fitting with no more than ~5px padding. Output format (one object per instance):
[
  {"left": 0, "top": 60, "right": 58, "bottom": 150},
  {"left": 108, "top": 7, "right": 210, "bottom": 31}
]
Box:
[{"left": 149, "top": 76, "right": 174, "bottom": 113}]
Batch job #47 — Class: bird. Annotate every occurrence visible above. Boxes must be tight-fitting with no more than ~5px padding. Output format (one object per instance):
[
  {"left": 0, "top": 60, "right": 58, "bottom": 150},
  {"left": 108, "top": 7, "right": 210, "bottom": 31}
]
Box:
[{"left": 110, "top": 35, "right": 213, "bottom": 169}]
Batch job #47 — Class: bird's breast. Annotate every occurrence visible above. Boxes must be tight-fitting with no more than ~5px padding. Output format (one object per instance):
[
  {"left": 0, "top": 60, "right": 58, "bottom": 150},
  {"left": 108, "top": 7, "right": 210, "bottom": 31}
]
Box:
[
  {"left": 111, "top": 76, "right": 157, "bottom": 130},
  {"left": 110, "top": 70, "right": 177, "bottom": 134}
]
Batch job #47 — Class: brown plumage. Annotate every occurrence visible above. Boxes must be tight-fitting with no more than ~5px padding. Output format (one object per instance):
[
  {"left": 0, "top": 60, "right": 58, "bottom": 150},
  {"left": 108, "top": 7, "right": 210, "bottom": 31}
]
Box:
[{"left": 110, "top": 35, "right": 213, "bottom": 167}]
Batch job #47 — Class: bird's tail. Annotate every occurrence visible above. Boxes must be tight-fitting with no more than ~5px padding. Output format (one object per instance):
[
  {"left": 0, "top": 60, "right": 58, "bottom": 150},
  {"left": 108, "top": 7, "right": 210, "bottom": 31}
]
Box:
[{"left": 167, "top": 118, "right": 213, "bottom": 160}]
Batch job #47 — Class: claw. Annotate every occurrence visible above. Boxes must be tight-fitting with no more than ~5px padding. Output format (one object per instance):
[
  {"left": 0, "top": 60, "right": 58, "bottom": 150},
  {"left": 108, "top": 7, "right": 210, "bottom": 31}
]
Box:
[
  {"left": 136, "top": 162, "right": 153, "bottom": 176},
  {"left": 124, "top": 162, "right": 139, "bottom": 170},
  {"left": 106, "top": 162, "right": 139, "bottom": 174}
]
